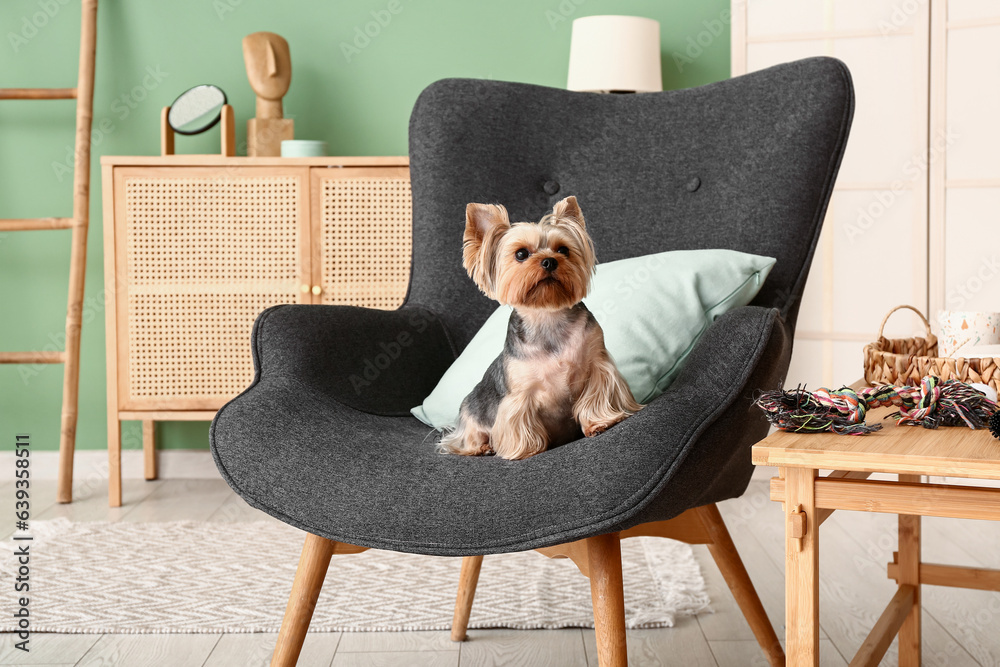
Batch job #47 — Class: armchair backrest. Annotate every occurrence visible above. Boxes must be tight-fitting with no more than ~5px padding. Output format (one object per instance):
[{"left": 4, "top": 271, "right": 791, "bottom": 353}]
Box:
[{"left": 407, "top": 57, "right": 854, "bottom": 350}]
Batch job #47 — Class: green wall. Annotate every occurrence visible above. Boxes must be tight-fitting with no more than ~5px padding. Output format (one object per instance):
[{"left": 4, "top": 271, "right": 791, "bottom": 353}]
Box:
[{"left": 0, "top": 0, "right": 731, "bottom": 454}]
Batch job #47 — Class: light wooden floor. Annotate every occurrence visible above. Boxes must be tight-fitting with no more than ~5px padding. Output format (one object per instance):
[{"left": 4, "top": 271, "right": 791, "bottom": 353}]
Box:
[{"left": 1, "top": 477, "right": 998, "bottom": 666}]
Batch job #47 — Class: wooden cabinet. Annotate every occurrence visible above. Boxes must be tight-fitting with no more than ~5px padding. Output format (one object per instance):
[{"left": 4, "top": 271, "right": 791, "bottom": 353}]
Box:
[
  {"left": 109, "top": 164, "right": 312, "bottom": 410},
  {"left": 311, "top": 166, "right": 412, "bottom": 309},
  {"left": 101, "top": 156, "right": 411, "bottom": 504}
]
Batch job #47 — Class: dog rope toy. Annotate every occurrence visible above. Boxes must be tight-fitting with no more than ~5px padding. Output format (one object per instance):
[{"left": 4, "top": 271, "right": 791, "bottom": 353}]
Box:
[{"left": 755, "top": 376, "right": 999, "bottom": 435}]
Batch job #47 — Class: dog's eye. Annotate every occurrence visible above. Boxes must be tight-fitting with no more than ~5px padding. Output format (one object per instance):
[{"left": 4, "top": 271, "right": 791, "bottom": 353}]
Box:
[
  {"left": 515, "top": 248, "right": 529, "bottom": 262},
  {"left": 556, "top": 246, "right": 569, "bottom": 255}
]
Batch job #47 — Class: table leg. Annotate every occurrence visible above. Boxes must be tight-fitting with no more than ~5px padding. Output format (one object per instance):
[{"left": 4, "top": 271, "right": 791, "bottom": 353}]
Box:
[
  {"left": 785, "top": 467, "right": 819, "bottom": 666},
  {"left": 898, "top": 474, "right": 922, "bottom": 666}
]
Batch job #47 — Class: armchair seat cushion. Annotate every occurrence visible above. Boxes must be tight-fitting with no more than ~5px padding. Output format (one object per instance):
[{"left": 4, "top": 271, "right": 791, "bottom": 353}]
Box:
[{"left": 211, "top": 305, "right": 788, "bottom": 557}]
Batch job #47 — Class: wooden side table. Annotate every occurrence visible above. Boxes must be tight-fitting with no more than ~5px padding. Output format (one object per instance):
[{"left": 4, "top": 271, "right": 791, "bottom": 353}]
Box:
[{"left": 752, "top": 402, "right": 1000, "bottom": 666}]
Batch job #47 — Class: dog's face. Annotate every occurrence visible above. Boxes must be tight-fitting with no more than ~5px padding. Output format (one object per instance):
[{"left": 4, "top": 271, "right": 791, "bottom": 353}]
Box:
[{"left": 463, "top": 196, "right": 597, "bottom": 310}]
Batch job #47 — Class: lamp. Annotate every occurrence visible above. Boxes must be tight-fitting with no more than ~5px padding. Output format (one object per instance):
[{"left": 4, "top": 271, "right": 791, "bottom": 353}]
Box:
[{"left": 567, "top": 15, "right": 663, "bottom": 93}]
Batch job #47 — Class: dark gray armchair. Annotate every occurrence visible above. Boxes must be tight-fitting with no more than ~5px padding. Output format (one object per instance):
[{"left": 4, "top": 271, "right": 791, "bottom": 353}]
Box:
[{"left": 211, "top": 56, "right": 853, "bottom": 667}]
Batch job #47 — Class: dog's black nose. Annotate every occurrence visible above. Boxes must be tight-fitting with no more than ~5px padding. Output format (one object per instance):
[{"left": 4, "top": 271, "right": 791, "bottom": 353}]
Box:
[{"left": 541, "top": 257, "right": 558, "bottom": 272}]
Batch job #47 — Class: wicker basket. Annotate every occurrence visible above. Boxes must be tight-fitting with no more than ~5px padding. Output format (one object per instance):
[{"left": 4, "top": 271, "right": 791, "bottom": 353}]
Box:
[{"left": 863, "top": 304, "right": 1000, "bottom": 391}]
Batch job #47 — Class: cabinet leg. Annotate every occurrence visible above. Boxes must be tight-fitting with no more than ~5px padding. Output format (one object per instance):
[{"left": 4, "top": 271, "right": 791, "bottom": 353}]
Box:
[
  {"left": 108, "top": 417, "right": 121, "bottom": 507},
  {"left": 898, "top": 475, "right": 922, "bottom": 666},
  {"left": 143, "top": 420, "right": 158, "bottom": 481},
  {"left": 785, "top": 467, "right": 819, "bottom": 667}
]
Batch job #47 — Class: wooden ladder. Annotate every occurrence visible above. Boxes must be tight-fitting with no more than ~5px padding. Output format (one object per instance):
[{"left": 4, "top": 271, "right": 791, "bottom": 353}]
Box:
[{"left": 0, "top": 0, "right": 98, "bottom": 504}]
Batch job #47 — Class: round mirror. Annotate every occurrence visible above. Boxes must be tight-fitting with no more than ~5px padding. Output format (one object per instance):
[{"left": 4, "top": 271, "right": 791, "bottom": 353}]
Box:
[{"left": 168, "top": 85, "right": 227, "bottom": 135}]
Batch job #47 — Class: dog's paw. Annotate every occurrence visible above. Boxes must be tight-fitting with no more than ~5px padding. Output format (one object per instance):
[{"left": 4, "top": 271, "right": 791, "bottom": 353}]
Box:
[
  {"left": 458, "top": 435, "right": 493, "bottom": 456},
  {"left": 582, "top": 414, "right": 627, "bottom": 437}
]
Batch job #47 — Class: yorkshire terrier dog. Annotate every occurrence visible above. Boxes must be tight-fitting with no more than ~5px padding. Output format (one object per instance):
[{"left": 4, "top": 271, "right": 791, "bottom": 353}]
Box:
[{"left": 439, "top": 196, "right": 642, "bottom": 460}]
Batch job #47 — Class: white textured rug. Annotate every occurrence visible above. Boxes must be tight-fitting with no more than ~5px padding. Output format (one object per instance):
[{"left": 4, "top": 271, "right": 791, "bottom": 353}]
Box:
[{"left": 0, "top": 519, "right": 710, "bottom": 634}]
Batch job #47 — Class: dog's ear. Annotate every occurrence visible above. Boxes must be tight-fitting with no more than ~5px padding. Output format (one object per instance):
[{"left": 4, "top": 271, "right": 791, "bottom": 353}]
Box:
[
  {"left": 464, "top": 203, "right": 510, "bottom": 297},
  {"left": 551, "top": 196, "right": 596, "bottom": 278},
  {"left": 552, "top": 196, "right": 584, "bottom": 228}
]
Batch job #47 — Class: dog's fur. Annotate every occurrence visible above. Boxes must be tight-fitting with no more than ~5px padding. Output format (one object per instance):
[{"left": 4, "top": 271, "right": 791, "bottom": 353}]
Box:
[{"left": 438, "top": 196, "right": 642, "bottom": 460}]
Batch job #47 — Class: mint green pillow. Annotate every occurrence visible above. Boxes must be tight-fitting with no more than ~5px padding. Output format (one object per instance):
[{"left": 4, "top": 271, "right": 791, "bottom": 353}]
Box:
[{"left": 411, "top": 249, "right": 776, "bottom": 429}]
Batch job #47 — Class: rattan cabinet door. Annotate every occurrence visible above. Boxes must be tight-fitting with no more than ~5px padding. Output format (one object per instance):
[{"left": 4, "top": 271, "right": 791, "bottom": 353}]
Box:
[
  {"left": 311, "top": 167, "right": 412, "bottom": 310},
  {"left": 114, "top": 166, "right": 310, "bottom": 410}
]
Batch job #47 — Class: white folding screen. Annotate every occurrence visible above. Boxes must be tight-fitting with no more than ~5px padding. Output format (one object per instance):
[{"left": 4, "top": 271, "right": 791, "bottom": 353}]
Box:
[
  {"left": 930, "top": 1, "right": 1000, "bottom": 318},
  {"left": 733, "top": 0, "right": 932, "bottom": 389}
]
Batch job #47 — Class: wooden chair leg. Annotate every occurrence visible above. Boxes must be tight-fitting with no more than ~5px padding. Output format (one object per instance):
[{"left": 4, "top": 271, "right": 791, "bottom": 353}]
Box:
[
  {"left": 587, "top": 532, "right": 627, "bottom": 667},
  {"left": 271, "top": 533, "right": 336, "bottom": 667},
  {"left": 697, "top": 503, "right": 785, "bottom": 667},
  {"left": 451, "top": 555, "right": 484, "bottom": 641}
]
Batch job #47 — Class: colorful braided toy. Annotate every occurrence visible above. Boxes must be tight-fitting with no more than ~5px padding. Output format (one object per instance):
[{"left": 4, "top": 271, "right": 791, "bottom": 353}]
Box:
[{"left": 755, "top": 376, "right": 999, "bottom": 435}]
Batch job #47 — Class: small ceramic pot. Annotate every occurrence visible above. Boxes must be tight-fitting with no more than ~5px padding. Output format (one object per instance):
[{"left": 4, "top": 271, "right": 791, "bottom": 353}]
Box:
[
  {"left": 937, "top": 311, "right": 1000, "bottom": 357},
  {"left": 281, "top": 140, "right": 328, "bottom": 157}
]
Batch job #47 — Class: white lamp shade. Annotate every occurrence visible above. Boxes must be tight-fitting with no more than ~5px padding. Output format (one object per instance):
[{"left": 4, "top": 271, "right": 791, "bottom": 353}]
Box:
[{"left": 567, "top": 15, "right": 663, "bottom": 93}]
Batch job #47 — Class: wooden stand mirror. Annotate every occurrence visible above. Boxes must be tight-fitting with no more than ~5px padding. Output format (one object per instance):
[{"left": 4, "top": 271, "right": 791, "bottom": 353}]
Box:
[{"left": 161, "top": 84, "right": 235, "bottom": 156}]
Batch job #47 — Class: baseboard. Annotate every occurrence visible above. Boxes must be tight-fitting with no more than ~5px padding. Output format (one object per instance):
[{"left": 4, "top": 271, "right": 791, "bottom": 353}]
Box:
[{"left": 0, "top": 450, "right": 221, "bottom": 481}]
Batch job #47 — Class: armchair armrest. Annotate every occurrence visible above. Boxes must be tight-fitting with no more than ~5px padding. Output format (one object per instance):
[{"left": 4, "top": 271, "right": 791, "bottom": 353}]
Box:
[
  {"left": 668, "top": 305, "right": 789, "bottom": 404},
  {"left": 250, "top": 304, "right": 458, "bottom": 416},
  {"left": 625, "top": 305, "right": 788, "bottom": 441},
  {"left": 620, "top": 305, "right": 792, "bottom": 525}
]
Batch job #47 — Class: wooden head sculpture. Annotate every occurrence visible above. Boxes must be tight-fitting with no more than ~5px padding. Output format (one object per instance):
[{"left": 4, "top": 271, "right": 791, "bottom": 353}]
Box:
[{"left": 243, "top": 31, "right": 292, "bottom": 120}]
